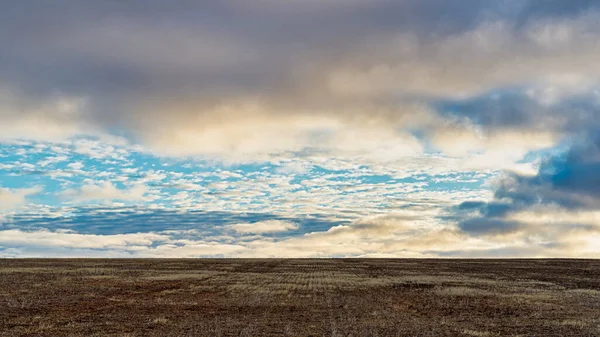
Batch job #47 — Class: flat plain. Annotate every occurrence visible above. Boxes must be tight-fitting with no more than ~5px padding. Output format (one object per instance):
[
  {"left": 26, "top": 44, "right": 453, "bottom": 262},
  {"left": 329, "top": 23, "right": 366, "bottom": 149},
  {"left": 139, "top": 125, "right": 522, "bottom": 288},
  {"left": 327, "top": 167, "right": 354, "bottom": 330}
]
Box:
[{"left": 1, "top": 259, "right": 599, "bottom": 336}]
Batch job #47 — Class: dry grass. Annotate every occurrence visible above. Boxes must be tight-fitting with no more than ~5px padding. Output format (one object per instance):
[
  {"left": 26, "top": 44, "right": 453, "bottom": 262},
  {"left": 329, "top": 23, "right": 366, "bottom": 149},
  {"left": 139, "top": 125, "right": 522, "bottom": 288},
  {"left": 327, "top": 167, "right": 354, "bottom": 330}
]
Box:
[{"left": 1, "top": 259, "right": 599, "bottom": 336}]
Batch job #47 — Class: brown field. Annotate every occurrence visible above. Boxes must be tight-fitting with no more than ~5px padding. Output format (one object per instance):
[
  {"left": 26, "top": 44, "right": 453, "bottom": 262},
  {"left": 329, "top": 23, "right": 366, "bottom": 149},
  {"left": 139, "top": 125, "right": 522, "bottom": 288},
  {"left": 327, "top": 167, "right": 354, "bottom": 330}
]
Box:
[{"left": 1, "top": 259, "right": 599, "bottom": 336}]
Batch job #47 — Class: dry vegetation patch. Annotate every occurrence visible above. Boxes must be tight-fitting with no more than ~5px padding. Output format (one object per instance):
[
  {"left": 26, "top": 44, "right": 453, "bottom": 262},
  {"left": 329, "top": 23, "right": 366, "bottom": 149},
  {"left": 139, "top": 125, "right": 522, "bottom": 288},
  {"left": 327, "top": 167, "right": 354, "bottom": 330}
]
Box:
[{"left": 1, "top": 259, "right": 599, "bottom": 336}]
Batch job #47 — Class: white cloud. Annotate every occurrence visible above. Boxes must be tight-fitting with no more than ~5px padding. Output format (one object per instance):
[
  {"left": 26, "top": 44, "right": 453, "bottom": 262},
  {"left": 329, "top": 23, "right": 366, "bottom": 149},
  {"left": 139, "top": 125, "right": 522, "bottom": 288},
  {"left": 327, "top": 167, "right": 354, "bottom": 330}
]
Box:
[
  {"left": 228, "top": 220, "right": 299, "bottom": 234},
  {"left": 0, "top": 187, "right": 42, "bottom": 210},
  {"left": 274, "top": 161, "right": 309, "bottom": 175},
  {"left": 0, "top": 229, "right": 168, "bottom": 249},
  {"left": 61, "top": 182, "right": 152, "bottom": 203},
  {"left": 67, "top": 161, "right": 84, "bottom": 171}
]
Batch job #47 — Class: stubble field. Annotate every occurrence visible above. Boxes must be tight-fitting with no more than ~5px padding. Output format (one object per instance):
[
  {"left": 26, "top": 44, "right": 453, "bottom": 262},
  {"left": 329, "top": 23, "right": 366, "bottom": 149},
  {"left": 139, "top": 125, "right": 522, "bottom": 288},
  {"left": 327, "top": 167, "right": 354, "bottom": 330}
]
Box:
[{"left": 1, "top": 259, "right": 599, "bottom": 336}]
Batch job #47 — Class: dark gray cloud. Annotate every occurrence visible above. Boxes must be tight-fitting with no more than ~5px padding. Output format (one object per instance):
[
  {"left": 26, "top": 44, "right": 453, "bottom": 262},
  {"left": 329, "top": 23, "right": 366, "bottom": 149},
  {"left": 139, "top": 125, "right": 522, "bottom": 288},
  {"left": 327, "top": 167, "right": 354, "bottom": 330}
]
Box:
[
  {"left": 2, "top": 0, "right": 600, "bottom": 157},
  {"left": 437, "top": 91, "right": 600, "bottom": 134},
  {"left": 458, "top": 217, "right": 522, "bottom": 235},
  {"left": 0, "top": 1, "right": 489, "bottom": 96},
  {"left": 1, "top": 0, "right": 596, "bottom": 97}
]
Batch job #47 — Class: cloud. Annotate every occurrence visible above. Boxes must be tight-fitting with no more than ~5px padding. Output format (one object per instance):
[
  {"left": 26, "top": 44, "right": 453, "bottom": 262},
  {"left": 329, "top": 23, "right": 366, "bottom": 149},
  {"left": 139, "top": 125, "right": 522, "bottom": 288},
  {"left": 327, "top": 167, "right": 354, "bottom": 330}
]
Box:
[
  {"left": 1, "top": 1, "right": 599, "bottom": 163},
  {"left": 0, "top": 186, "right": 42, "bottom": 210},
  {"left": 0, "top": 90, "right": 88, "bottom": 142},
  {"left": 274, "top": 161, "right": 310, "bottom": 175},
  {"left": 238, "top": 212, "right": 472, "bottom": 258},
  {"left": 0, "top": 212, "right": 451, "bottom": 257},
  {"left": 0, "top": 229, "right": 168, "bottom": 249},
  {"left": 458, "top": 218, "right": 523, "bottom": 236},
  {"left": 228, "top": 220, "right": 299, "bottom": 234},
  {"left": 1, "top": 207, "right": 598, "bottom": 258},
  {"left": 453, "top": 134, "right": 600, "bottom": 253},
  {"left": 325, "top": 15, "right": 600, "bottom": 99},
  {"left": 494, "top": 135, "right": 600, "bottom": 211},
  {"left": 61, "top": 182, "right": 151, "bottom": 203}
]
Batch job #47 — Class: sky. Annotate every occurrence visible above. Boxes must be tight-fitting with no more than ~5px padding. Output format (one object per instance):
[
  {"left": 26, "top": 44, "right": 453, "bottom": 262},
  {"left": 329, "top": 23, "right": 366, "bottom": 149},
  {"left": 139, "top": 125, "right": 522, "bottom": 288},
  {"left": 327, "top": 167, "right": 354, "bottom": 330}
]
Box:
[{"left": 1, "top": 0, "right": 600, "bottom": 258}]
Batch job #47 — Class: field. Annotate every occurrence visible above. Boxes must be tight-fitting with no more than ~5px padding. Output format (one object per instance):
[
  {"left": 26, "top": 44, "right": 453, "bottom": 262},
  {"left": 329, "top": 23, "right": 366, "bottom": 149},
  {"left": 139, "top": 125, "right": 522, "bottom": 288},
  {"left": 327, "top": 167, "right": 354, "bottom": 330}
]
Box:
[{"left": 1, "top": 259, "right": 599, "bottom": 336}]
